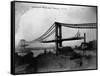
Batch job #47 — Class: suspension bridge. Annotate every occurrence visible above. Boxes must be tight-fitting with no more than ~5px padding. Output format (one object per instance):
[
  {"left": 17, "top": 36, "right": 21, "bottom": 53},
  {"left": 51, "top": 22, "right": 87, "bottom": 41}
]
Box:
[{"left": 24, "top": 22, "right": 97, "bottom": 54}]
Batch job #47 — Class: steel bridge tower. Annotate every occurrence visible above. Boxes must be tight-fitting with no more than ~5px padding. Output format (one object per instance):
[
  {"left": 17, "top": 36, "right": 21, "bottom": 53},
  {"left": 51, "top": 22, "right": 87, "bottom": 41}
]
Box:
[{"left": 55, "top": 22, "right": 62, "bottom": 53}]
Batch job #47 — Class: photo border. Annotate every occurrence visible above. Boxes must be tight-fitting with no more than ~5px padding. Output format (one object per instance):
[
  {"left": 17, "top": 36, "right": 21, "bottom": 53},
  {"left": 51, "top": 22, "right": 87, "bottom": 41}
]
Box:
[{"left": 11, "top": 1, "right": 98, "bottom": 75}]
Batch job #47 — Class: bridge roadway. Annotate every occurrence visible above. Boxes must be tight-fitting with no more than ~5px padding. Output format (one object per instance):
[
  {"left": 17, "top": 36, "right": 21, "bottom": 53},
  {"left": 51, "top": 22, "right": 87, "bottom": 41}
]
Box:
[{"left": 41, "top": 37, "right": 84, "bottom": 43}]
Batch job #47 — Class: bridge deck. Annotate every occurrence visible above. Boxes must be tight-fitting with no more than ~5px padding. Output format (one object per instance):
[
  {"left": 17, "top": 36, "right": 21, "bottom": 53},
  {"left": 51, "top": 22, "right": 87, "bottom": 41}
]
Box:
[{"left": 41, "top": 37, "right": 84, "bottom": 43}]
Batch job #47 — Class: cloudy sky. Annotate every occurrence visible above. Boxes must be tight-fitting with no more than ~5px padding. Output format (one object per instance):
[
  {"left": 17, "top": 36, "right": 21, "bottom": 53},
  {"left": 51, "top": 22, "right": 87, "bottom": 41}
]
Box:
[{"left": 15, "top": 2, "right": 97, "bottom": 48}]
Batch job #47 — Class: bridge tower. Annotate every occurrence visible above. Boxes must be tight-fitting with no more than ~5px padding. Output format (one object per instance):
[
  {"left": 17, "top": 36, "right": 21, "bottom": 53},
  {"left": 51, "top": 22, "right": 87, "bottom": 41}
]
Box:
[
  {"left": 84, "top": 33, "right": 86, "bottom": 43},
  {"left": 55, "top": 22, "right": 62, "bottom": 54}
]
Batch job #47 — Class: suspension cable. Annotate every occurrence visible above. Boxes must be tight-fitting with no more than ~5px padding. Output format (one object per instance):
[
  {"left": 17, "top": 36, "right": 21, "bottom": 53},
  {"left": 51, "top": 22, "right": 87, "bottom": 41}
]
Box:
[
  {"left": 35, "top": 23, "right": 55, "bottom": 41},
  {"left": 39, "top": 28, "right": 55, "bottom": 41},
  {"left": 29, "top": 23, "right": 55, "bottom": 43},
  {"left": 61, "top": 23, "right": 97, "bottom": 29}
]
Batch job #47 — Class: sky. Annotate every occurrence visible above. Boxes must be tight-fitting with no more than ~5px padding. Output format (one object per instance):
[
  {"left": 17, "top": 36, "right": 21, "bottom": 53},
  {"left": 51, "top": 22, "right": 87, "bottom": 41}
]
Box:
[{"left": 15, "top": 2, "right": 97, "bottom": 48}]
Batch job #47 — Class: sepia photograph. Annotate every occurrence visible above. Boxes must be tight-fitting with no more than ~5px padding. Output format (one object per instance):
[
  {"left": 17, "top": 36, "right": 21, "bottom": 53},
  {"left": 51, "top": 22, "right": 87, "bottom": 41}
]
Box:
[{"left": 11, "top": 1, "right": 97, "bottom": 75}]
